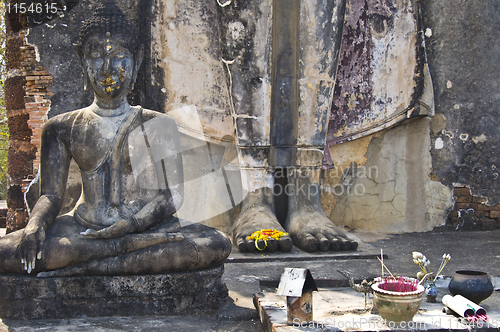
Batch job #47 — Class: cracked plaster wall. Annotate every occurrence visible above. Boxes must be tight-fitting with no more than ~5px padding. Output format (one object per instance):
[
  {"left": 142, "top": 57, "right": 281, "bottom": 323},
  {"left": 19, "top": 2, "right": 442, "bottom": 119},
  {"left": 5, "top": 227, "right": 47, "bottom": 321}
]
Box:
[{"left": 324, "top": 117, "right": 453, "bottom": 232}]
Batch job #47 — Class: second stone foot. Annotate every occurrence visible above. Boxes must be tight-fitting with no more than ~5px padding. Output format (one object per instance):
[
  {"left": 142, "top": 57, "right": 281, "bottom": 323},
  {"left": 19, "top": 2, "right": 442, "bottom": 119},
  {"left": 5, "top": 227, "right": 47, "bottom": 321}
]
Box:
[{"left": 286, "top": 207, "right": 358, "bottom": 253}]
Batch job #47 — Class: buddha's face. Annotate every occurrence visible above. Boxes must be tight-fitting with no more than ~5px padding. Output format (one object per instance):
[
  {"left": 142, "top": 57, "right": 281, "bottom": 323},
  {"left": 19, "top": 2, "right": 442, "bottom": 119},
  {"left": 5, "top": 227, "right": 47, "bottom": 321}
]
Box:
[{"left": 82, "top": 34, "right": 136, "bottom": 101}]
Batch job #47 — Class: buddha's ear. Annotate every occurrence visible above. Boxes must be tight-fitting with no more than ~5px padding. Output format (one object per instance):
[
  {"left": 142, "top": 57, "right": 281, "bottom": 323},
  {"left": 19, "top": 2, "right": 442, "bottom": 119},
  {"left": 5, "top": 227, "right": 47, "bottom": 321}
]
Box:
[
  {"left": 130, "top": 45, "right": 144, "bottom": 92},
  {"left": 73, "top": 43, "right": 89, "bottom": 91}
]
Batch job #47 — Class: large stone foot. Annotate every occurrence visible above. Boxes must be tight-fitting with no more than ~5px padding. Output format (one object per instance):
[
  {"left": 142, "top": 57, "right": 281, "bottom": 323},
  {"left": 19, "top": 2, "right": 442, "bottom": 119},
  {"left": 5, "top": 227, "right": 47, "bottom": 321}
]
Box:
[
  {"left": 285, "top": 169, "right": 358, "bottom": 252},
  {"left": 286, "top": 205, "right": 358, "bottom": 252},
  {"left": 232, "top": 188, "right": 292, "bottom": 253}
]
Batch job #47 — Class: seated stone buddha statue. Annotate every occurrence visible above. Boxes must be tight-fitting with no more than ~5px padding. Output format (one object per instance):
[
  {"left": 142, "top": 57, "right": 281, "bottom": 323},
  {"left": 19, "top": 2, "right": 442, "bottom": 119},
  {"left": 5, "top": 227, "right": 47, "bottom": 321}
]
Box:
[{"left": 0, "top": 3, "right": 231, "bottom": 276}]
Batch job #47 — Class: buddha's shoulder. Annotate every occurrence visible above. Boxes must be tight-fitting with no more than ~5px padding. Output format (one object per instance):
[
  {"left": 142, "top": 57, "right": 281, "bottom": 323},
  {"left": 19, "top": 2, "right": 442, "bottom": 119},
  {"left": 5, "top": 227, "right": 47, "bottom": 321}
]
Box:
[{"left": 42, "top": 108, "right": 90, "bottom": 133}]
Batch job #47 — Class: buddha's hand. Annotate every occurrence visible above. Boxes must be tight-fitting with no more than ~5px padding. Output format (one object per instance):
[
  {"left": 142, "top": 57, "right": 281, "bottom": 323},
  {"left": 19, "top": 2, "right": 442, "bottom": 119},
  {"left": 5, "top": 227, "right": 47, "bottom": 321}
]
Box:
[
  {"left": 18, "top": 224, "right": 45, "bottom": 274},
  {"left": 80, "top": 219, "right": 135, "bottom": 239}
]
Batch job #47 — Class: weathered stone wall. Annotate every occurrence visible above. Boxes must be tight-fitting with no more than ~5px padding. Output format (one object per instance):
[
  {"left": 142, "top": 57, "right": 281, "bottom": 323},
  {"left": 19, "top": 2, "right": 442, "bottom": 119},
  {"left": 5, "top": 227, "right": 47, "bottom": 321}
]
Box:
[
  {"left": 322, "top": 0, "right": 500, "bottom": 232},
  {"left": 420, "top": 0, "right": 500, "bottom": 228},
  {"left": 320, "top": 0, "right": 451, "bottom": 232},
  {"left": 330, "top": 0, "right": 500, "bottom": 232}
]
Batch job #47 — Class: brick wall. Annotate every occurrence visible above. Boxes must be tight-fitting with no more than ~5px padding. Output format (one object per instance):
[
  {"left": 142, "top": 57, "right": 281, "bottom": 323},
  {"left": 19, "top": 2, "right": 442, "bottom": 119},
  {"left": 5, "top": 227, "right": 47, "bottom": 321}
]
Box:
[
  {"left": 446, "top": 186, "right": 500, "bottom": 230},
  {"left": 21, "top": 44, "right": 52, "bottom": 174}
]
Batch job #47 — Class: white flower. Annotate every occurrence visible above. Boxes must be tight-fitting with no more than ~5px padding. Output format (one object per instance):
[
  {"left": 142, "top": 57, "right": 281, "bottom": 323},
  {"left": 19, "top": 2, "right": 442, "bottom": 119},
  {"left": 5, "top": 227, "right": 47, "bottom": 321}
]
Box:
[{"left": 412, "top": 252, "right": 424, "bottom": 260}]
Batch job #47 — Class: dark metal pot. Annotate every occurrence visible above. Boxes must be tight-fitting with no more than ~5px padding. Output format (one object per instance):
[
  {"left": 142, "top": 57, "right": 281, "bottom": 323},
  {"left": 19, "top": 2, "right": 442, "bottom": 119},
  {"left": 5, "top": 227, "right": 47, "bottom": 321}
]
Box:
[{"left": 448, "top": 270, "right": 493, "bottom": 304}]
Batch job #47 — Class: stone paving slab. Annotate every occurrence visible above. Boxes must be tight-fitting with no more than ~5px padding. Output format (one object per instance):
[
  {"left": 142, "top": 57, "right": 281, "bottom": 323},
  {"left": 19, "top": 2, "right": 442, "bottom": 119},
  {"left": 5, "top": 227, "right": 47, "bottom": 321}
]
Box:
[
  {"left": 254, "top": 287, "right": 500, "bottom": 332},
  {"left": 0, "top": 315, "right": 264, "bottom": 332}
]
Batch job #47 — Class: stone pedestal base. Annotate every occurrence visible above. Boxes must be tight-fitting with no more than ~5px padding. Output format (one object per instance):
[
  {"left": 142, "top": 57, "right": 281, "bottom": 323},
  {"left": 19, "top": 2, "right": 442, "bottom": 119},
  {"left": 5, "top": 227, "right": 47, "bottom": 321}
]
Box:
[{"left": 0, "top": 264, "right": 227, "bottom": 320}]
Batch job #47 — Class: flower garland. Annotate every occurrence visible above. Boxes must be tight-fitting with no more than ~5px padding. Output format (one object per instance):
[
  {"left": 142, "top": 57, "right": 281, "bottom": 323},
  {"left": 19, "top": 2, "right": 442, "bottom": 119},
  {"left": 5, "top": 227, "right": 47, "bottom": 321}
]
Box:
[{"left": 247, "top": 229, "right": 289, "bottom": 250}]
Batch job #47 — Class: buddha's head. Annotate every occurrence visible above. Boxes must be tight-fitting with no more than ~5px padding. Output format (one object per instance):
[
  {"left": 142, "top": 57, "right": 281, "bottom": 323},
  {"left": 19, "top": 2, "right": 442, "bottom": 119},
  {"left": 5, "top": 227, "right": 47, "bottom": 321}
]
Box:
[{"left": 74, "top": 2, "right": 143, "bottom": 105}]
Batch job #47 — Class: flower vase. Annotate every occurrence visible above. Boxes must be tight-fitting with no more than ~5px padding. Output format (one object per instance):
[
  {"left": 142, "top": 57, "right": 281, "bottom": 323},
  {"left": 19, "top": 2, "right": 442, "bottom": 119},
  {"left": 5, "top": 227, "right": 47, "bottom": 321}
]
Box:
[{"left": 425, "top": 282, "right": 438, "bottom": 302}]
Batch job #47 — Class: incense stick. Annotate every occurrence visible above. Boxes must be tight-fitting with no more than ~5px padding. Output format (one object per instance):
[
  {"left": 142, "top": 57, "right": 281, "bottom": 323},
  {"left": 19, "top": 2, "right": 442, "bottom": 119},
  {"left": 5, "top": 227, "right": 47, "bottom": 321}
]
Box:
[
  {"left": 381, "top": 249, "right": 384, "bottom": 277},
  {"left": 377, "top": 256, "right": 395, "bottom": 279},
  {"left": 377, "top": 275, "right": 418, "bottom": 292}
]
